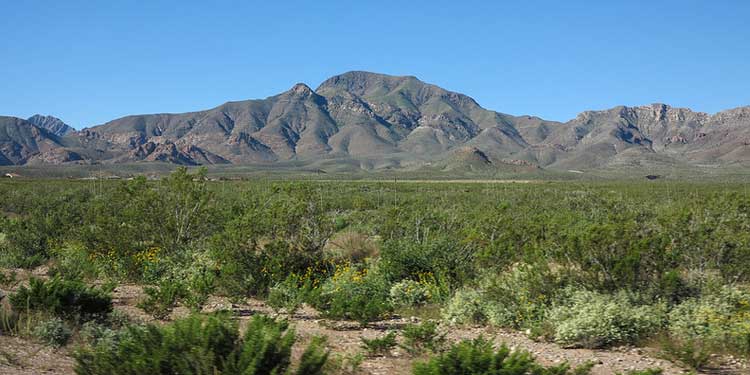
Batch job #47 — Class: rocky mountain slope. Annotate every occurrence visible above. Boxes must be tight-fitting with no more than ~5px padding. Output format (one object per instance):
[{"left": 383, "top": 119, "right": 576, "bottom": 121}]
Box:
[
  {"left": 27, "top": 114, "right": 75, "bottom": 136},
  {"left": 2, "top": 71, "right": 749, "bottom": 170}
]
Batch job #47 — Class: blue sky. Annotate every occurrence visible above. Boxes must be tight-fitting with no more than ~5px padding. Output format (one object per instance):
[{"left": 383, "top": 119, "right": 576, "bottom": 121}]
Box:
[{"left": 2, "top": 0, "right": 749, "bottom": 128}]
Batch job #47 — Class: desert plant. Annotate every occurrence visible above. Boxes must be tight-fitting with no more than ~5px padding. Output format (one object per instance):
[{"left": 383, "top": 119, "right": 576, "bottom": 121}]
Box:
[
  {"left": 667, "top": 285, "right": 750, "bottom": 357},
  {"left": 360, "top": 331, "right": 398, "bottom": 357},
  {"left": 326, "top": 230, "right": 380, "bottom": 263},
  {"left": 315, "top": 264, "right": 392, "bottom": 326},
  {"left": 547, "top": 289, "right": 666, "bottom": 348},
  {"left": 295, "top": 336, "right": 329, "bottom": 375},
  {"left": 390, "top": 279, "right": 430, "bottom": 308},
  {"left": 49, "top": 243, "right": 99, "bottom": 281},
  {"left": 184, "top": 265, "right": 216, "bottom": 312},
  {"left": 33, "top": 317, "right": 72, "bottom": 347},
  {"left": 267, "top": 275, "right": 306, "bottom": 315},
  {"left": 413, "top": 337, "right": 592, "bottom": 375},
  {"left": 401, "top": 321, "right": 446, "bottom": 355},
  {"left": 74, "top": 313, "right": 328, "bottom": 375},
  {"left": 10, "top": 277, "right": 112, "bottom": 322},
  {"left": 442, "top": 288, "right": 487, "bottom": 325},
  {"left": 138, "top": 278, "right": 187, "bottom": 319},
  {"left": 659, "top": 336, "right": 712, "bottom": 370}
]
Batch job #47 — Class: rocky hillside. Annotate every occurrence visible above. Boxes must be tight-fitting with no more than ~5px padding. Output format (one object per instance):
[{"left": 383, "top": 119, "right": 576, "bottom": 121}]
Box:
[
  {"left": 27, "top": 115, "right": 75, "bottom": 136},
  {"left": 1, "top": 71, "right": 749, "bottom": 170}
]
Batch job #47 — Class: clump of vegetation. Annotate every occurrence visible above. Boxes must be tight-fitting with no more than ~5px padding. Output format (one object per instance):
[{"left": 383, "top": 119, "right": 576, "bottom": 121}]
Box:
[
  {"left": 413, "top": 337, "right": 592, "bottom": 375},
  {"left": 360, "top": 331, "right": 398, "bottom": 357},
  {"left": 659, "top": 336, "right": 712, "bottom": 370},
  {"left": 547, "top": 289, "right": 666, "bottom": 348},
  {"left": 137, "top": 278, "right": 187, "bottom": 319},
  {"left": 33, "top": 317, "right": 72, "bottom": 347},
  {"left": 315, "top": 264, "right": 392, "bottom": 326},
  {"left": 74, "top": 314, "right": 328, "bottom": 375},
  {"left": 666, "top": 285, "right": 750, "bottom": 357},
  {"left": 10, "top": 277, "right": 112, "bottom": 322},
  {"left": 48, "top": 243, "right": 99, "bottom": 281},
  {"left": 389, "top": 279, "right": 431, "bottom": 308},
  {"left": 4, "top": 170, "right": 750, "bottom": 365},
  {"left": 267, "top": 275, "right": 307, "bottom": 315},
  {"left": 401, "top": 321, "right": 446, "bottom": 355},
  {"left": 442, "top": 288, "right": 487, "bottom": 325}
]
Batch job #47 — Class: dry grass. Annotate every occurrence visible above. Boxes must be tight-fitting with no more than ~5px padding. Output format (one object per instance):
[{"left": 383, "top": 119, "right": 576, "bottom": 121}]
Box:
[{"left": 325, "top": 231, "right": 380, "bottom": 263}]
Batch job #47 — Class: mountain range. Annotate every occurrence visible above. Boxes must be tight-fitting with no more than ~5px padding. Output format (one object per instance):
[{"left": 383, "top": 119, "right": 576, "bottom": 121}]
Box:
[{"left": 2, "top": 71, "right": 749, "bottom": 171}]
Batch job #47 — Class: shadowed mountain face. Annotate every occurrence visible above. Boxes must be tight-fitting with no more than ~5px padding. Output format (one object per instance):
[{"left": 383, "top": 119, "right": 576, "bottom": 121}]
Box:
[{"left": 2, "top": 71, "right": 749, "bottom": 169}]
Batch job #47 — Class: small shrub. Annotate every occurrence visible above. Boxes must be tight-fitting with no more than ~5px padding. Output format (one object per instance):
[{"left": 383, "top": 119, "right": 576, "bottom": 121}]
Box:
[
  {"left": 33, "top": 317, "right": 72, "bottom": 347},
  {"left": 10, "top": 277, "right": 112, "bottom": 322},
  {"left": 442, "top": 265, "right": 562, "bottom": 329},
  {"left": 79, "top": 321, "right": 122, "bottom": 347},
  {"left": 360, "top": 331, "right": 397, "bottom": 357},
  {"left": 183, "top": 266, "right": 216, "bottom": 312},
  {"left": 547, "top": 289, "right": 666, "bottom": 348},
  {"left": 49, "top": 243, "right": 99, "bottom": 281},
  {"left": 401, "top": 321, "right": 446, "bottom": 355},
  {"left": 390, "top": 279, "right": 430, "bottom": 308},
  {"left": 267, "top": 275, "right": 306, "bottom": 315},
  {"left": 75, "top": 314, "right": 237, "bottom": 374},
  {"left": 667, "top": 285, "right": 750, "bottom": 357},
  {"left": 413, "top": 336, "right": 591, "bottom": 375},
  {"left": 478, "top": 264, "right": 562, "bottom": 328},
  {"left": 296, "top": 336, "right": 329, "bottom": 375},
  {"left": 659, "top": 336, "right": 712, "bottom": 370},
  {"left": 325, "top": 231, "right": 379, "bottom": 263},
  {"left": 442, "top": 289, "right": 487, "bottom": 325},
  {"left": 138, "top": 278, "right": 187, "bottom": 319},
  {"left": 74, "top": 314, "right": 327, "bottom": 375},
  {"left": 315, "top": 264, "right": 392, "bottom": 326}
]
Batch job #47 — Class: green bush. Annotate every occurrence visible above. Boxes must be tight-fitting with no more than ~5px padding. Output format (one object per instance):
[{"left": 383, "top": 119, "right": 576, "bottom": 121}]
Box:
[
  {"left": 379, "top": 236, "right": 475, "bottom": 290},
  {"left": 267, "top": 275, "right": 307, "bottom": 315},
  {"left": 401, "top": 321, "right": 446, "bottom": 355},
  {"left": 79, "top": 321, "right": 123, "bottom": 347},
  {"left": 442, "top": 288, "right": 487, "bottom": 325},
  {"left": 547, "top": 289, "right": 665, "bottom": 348},
  {"left": 659, "top": 336, "right": 712, "bottom": 370},
  {"left": 74, "top": 314, "right": 328, "bottom": 375},
  {"left": 390, "top": 279, "right": 431, "bottom": 308},
  {"left": 360, "top": 331, "right": 397, "bottom": 357},
  {"left": 138, "top": 278, "right": 187, "bottom": 319},
  {"left": 33, "top": 317, "right": 72, "bottom": 347},
  {"left": 667, "top": 285, "right": 750, "bottom": 357},
  {"left": 10, "top": 277, "right": 112, "bottom": 322},
  {"left": 183, "top": 265, "right": 216, "bottom": 312},
  {"left": 413, "top": 336, "right": 592, "bottom": 375},
  {"left": 296, "top": 336, "right": 330, "bottom": 375},
  {"left": 442, "top": 264, "right": 564, "bottom": 329},
  {"left": 315, "top": 264, "right": 392, "bottom": 326},
  {"left": 49, "top": 243, "right": 99, "bottom": 281},
  {"left": 478, "top": 264, "right": 562, "bottom": 328}
]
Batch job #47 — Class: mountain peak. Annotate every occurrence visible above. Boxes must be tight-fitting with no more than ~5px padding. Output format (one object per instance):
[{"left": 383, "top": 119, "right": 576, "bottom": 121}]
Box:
[
  {"left": 290, "top": 83, "right": 313, "bottom": 95},
  {"left": 27, "top": 114, "right": 74, "bottom": 136},
  {"left": 316, "top": 71, "right": 423, "bottom": 95}
]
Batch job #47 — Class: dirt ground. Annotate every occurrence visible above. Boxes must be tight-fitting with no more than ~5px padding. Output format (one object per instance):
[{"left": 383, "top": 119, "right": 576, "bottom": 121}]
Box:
[{"left": 1, "top": 275, "right": 748, "bottom": 375}]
